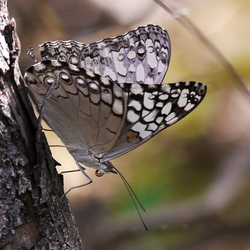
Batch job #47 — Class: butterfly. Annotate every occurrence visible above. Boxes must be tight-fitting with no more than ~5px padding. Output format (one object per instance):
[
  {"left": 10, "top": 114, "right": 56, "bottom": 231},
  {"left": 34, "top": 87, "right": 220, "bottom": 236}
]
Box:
[{"left": 24, "top": 24, "right": 207, "bottom": 178}]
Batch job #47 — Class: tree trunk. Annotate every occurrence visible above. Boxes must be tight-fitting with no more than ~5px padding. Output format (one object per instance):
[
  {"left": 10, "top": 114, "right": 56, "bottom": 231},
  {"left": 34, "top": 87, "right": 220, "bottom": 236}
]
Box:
[{"left": 0, "top": 1, "right": 82, "bottom": 249}]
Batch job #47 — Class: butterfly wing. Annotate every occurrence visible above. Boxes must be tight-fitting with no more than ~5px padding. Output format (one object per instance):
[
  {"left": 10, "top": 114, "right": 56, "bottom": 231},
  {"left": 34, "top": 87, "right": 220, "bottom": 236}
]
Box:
[
  {"left": 98, "top": 81, "right": 207, "bottom": 162},
  {"left": 25, "top": 60, "right": 128, "bottom": 157},
  {"left": 39, "top": 25, "right": 171, "bottom": 85}
]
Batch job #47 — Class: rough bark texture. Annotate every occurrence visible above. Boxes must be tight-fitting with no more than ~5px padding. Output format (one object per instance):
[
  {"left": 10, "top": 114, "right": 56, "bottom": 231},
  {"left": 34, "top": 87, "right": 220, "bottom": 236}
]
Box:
[{"left": 0, "top": 1, "right": 82, "bottom": 249}]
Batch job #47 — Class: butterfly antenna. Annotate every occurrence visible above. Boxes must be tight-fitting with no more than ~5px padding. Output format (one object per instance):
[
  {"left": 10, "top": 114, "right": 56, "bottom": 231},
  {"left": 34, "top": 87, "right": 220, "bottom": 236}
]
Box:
[
  {"left": 112, "top": 166, "right": 148, "bottom": 231},
  {"left": 114, "top": 167, "right": 146, "bottom": 212}
]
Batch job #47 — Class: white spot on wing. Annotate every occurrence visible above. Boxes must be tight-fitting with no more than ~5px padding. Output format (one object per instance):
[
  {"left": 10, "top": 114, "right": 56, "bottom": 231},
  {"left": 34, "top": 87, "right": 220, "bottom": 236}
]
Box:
[
  {"left": 142, "top": 110, "right": 150, "bottom": 117},
  {"left": 112, "top": 98, "right": 123, "bottom": 115},
  {"left": 127, "top": 110, "right": 139, "bottom": 123},
  {"left": 156, "top": 102, "right": 163, "bottom": 108},
  {"left": 128, "top": 100, "right": 142, "bottom": 111},
  {"left": 146, "top": 39, "right": 157, "bottom": 69},
  {"left": 103, "top": 66, "right": 116, "bottom": 81},
  {"left": 112, "top": 51, "right": 127, "bottom": 78},
  {"left": 158, "top": 60, "right": 165, "bottom": 75},
  {"left": 171, "top": 89, "right": 181, "bottom": 98},
  {"left": 159, "top": 94, "right": 169, "bottom": 101},
  {"left": 161, "top": 102, "right": 172, "bottom": 115},
  {"left": 147, "top": 123, "right": 158, "bottom": 131},
  {"left": 143, "top": 92, "right": 155, "bottom": 109},
  {"left": 136, "top": 63, "right": 145, "bottom": 82},
  {"left": 131, "top": 84, "right": 143, "bottom": 95},
  {"left": 144, "top": 110, "right": 158, "bottom": 122},
  {"left": 144, "top": 77, "right": 154, "bottom": 84},
  {"left": 165, "top": 112, "right": 176, "bottom": 122},
  {"left": 127, "top": 50, "right": 136, "bottom": 60},
  {"left": 184, "top": 103, "right": 195, "bottom": 111},
  {"left": 156, "top": 116, "right": 164, "bottom": 124},
  {"left": 132, "top": 123, "right": 152, "bottom": 139},
  {"left": 113, "top": 84, "right": 123, "bottom": 98},
  {"left": 177, "top": 89, "right": 189, "bottom": 107},
  {"left": 128, "top": 63, "right": 136, "bottom": 73},
  {"left": 161, "top": 84, "right": 171, "bottom": 93}
]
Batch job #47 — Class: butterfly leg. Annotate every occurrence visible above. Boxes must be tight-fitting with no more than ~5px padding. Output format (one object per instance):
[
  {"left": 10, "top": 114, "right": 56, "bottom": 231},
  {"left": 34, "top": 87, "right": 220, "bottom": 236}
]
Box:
[
  {"left": 60, "top": 169, "right": 80, "bottom": 174},
  {"left": 27, "top": 74, "right": 59, "bottom": 166},
  {"left": 37, "top": 79, "right": 58, "bottom": 132},
  {"left": 63, "top": 160, "right": 93, "bottom": 196}
]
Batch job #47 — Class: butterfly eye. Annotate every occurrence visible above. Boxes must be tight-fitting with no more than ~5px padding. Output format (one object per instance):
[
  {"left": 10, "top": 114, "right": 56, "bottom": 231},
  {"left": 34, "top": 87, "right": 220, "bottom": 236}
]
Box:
[{"left": 95, "top": 170, "right": 104, "bottom": 177}]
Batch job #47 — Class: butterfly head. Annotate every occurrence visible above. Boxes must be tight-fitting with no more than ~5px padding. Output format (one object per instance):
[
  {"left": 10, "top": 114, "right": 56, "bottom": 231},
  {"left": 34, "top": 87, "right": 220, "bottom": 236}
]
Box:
[
  {"left": 95, "top": 161, "right": 117, "bottom": 177},
  {"left": 70, "top": 148, "right": 117, "bottom": 175},
  {"left": 96, "top": 161, "right": 117, "bottom": 175}
]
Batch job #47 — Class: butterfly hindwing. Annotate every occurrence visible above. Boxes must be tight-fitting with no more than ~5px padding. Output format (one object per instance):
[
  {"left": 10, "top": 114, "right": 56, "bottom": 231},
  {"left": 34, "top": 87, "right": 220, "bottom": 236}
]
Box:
[
  {"left": 39, "top": 25, "right": 171, "bottom": 85},
  {"left": 25, "top": 60, "right": 127, "bottom": 154}
]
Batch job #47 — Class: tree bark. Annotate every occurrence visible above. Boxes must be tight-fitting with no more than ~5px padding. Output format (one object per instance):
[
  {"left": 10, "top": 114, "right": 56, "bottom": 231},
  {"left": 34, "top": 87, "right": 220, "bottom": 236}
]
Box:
[{"left": 0, "top": 1, "right": 82, "bottom": 249}]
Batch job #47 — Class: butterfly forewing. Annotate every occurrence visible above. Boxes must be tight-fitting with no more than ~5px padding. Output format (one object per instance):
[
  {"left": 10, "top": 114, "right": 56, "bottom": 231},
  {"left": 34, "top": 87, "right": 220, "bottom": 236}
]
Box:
[
  {"left": 39, "top": 25, "right": 171, "bottom": 85},
  {"left": 98, "top": 81, "right": 207, "bottom": 161}
]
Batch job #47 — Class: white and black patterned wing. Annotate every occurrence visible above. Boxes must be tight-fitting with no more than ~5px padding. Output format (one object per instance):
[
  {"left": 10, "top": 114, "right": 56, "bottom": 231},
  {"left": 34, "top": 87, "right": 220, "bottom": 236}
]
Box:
[
  {"left": 99, "top": 81, "right": 207, "bottom": 161},
  {"left": 39, "top": 24, "right": 171, "bottom": 85}
]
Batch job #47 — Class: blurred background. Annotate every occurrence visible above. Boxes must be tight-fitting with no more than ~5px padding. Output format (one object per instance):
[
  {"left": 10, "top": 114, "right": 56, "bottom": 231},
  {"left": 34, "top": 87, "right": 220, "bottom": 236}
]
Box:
[{"left": 9, "top": 0, "right": 250, "bottom": 249}]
